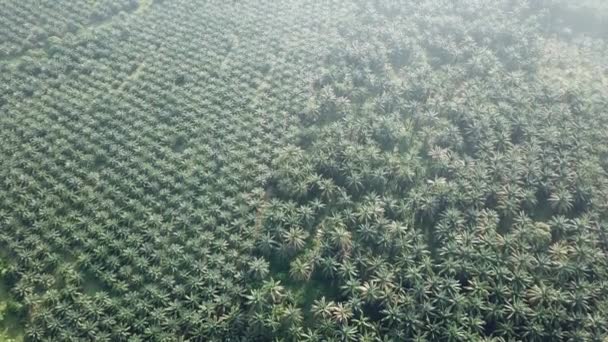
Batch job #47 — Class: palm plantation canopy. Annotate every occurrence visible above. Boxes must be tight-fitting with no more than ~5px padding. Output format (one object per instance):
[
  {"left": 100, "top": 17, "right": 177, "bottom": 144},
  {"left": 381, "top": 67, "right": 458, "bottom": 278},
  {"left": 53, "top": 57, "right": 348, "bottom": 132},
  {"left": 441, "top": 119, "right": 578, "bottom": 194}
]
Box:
[{"left": 1, "top": 0, "right": 608, "bottom": 341}]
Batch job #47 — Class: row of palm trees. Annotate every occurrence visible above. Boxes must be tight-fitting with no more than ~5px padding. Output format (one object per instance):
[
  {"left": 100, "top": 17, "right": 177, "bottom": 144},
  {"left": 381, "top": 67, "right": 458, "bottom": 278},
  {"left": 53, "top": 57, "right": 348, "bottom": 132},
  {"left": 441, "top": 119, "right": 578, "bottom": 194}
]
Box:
[{"left": 0, "top": 0, "right": 355, "bottom": 340}]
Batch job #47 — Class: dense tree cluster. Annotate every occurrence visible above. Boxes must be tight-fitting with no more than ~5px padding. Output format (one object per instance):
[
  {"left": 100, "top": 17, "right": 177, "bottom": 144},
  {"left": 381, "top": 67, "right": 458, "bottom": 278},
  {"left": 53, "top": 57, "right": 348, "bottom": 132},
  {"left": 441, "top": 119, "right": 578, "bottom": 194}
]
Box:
[
  {"left": 0, "top": 0, "right": 139, "bottom": 59},
  {"left": 0, "top": 1, "right": 351, "bottom": 340},
  {"left": 0, "top": 0, "right": 607, "bottom": 341},
  {"left": 256, "top": 2, "right": 608, "bottom": 340}
]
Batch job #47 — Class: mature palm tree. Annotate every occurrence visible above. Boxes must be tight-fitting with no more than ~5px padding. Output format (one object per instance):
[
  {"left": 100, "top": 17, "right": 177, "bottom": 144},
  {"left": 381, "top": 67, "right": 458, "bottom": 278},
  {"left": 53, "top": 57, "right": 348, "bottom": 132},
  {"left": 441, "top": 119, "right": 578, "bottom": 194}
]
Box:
[
  {"left": 289, "top": 257, "right": 313, "bottom": 282},
  {"left": 263, "top": 278, "right": 285, "bottom": 304},
  {"left": 249, "top": 257, "right": 270, "bottom": 280},
  {"left": 282, "top": 226, "right": 308, "bottom": 254},
  {"left": 549, "top": 187, "right": 574, "bottom": 214},
  {"left": 281, "top": 303, "right": 303, "bottom": 327},
  {"left": 330, "top": 225, "right": 353, "bottom": 254},
  {"left": 331, "top": 302, "right": 353, "bottom": 325}
]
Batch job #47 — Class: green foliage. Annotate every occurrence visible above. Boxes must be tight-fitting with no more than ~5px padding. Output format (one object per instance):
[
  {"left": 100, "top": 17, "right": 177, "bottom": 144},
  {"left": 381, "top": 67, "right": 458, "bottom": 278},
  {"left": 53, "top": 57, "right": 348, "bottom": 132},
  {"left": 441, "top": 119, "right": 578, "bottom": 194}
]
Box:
[
  {"left": 0, "top": 0, "right": 607, "bottom": 341},
  {"left": 0, "top": 260, "right": 23, "bottom": 342}
]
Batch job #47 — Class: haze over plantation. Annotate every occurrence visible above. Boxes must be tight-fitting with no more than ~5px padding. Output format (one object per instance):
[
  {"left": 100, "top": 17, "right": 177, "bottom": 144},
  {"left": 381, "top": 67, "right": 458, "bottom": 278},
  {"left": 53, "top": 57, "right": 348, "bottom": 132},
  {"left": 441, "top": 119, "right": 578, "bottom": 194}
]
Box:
[{"left": 1, "top": 0, "right": 607, "bottom": 341}]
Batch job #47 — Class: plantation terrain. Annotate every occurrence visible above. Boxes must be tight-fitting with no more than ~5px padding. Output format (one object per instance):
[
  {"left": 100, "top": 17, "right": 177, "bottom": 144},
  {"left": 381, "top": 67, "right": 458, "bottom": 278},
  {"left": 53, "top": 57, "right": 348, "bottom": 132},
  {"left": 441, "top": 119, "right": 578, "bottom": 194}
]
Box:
[{"left": 1, "top": 0, "right": 608, "bottom": 341}]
